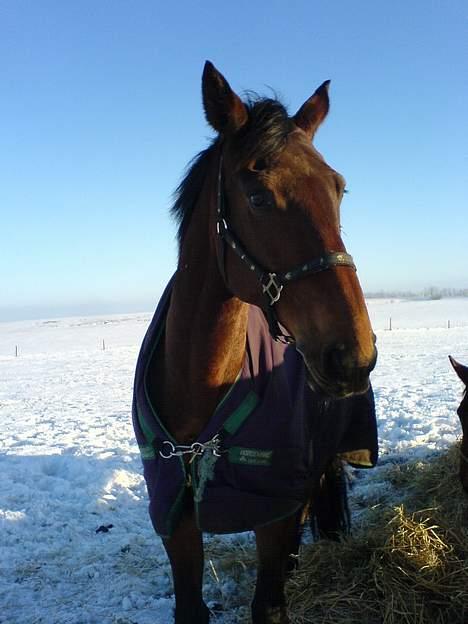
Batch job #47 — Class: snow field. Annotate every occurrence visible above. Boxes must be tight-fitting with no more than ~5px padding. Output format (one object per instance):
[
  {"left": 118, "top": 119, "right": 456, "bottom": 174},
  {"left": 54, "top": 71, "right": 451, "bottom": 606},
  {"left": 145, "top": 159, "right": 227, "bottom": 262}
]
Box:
[{"left": 0, "top": 298, "right": 467, "bottom": 623}]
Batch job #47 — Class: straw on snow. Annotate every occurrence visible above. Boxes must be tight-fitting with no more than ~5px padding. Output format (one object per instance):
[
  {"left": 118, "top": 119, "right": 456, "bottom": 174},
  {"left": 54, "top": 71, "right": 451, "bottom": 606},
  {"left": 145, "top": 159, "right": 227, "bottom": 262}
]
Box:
[{"left": 286, "top": 443, "right": 468, "bottom": 624}]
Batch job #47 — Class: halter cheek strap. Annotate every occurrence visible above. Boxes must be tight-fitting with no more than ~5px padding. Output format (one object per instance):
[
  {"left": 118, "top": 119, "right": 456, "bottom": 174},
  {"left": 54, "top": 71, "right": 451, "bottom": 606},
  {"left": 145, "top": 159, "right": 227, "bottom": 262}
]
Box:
[{"left": 215, "top": 156, "right": 357, "bottom": 344}]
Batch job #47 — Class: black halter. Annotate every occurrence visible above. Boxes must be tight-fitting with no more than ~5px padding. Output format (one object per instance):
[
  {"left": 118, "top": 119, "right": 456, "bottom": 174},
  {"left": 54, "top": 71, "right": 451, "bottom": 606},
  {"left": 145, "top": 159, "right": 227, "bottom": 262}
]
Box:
[{"left": 215, "top": 156, "right": 357, "bottom": 343}]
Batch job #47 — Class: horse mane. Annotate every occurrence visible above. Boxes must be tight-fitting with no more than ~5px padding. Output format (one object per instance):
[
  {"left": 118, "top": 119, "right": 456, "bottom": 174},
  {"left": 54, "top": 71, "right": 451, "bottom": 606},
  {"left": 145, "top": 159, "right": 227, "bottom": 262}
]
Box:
[
  {"left": 171, "top": 95, "right": 293, "bottom": 247},
  {"left": 171, "top": 144, "right": 217, "bottom": 247}
]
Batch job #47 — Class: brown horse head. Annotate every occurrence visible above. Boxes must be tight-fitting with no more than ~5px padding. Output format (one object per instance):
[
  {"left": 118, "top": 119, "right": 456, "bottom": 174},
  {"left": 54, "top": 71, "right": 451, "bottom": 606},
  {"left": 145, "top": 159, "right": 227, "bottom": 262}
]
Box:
[
  {"left": 200, "top": 61, "right": 376, "bottom": 399},
  {"left": 449, "top": 355, "right": 468, "bottom": 492}
]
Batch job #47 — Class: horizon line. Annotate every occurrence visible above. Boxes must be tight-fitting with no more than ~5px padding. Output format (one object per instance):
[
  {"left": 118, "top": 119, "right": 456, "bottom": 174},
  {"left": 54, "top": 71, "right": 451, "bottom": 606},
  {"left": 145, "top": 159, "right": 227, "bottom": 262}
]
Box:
[{"left": 1, "top": 287, "right": 467, "bottom": 324}]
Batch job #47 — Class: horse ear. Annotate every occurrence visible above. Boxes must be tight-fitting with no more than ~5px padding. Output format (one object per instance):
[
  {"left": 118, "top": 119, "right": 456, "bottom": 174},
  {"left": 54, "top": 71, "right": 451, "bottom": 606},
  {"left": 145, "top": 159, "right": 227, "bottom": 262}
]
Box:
[
  {"left": 202, "top": 61, "right": 248, "bottom": 133},
  {"left": 449, "top": 355, "right": 468, "bottom": 387},
  {"left": 293, "top": 80, "right": 331, "bottom": 140}
]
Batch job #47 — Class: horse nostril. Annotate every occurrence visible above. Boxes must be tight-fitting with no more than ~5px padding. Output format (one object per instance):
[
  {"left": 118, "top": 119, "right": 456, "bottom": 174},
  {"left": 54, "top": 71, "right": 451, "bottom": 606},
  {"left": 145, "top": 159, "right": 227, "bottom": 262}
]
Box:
[
  {"left": 323, "top": 343, "right": 377, "bottom": 383},
  {"left": 323, "top": 343, "right": 348, "bottom": 379}
]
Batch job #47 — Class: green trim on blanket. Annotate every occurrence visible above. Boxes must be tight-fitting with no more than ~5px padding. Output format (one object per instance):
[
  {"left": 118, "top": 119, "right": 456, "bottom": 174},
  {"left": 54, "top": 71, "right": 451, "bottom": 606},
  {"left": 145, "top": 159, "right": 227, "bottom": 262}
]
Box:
[
  {"left": 142, "top": 316, "right": 178, "bottom": 447},
  {"left": 222, "top": 390, "right": 259, "bottom": 435},
  {"left": 138, "top": 442, "right": 157, "bottom": 460}
]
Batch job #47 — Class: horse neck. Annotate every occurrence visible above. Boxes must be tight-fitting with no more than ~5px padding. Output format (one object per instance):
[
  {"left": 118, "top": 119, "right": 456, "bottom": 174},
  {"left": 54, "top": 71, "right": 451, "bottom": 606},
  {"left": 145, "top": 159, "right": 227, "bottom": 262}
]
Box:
[{"left": 156, "top": 181, "right": 249, "bottom": 444}]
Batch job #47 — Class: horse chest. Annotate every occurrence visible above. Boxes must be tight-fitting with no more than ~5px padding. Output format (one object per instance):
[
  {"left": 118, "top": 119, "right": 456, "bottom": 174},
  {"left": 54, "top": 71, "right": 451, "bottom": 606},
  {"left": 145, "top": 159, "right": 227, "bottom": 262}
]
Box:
[{"left": 132, "top": 277, "right": 378, "bottom": 538}]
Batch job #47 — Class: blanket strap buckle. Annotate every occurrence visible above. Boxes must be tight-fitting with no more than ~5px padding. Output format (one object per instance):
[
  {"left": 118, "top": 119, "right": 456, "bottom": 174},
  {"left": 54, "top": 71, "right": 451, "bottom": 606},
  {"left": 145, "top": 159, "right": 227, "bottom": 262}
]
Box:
[{"left": 159, "top": 434, "right": 223, "bottom": 460}]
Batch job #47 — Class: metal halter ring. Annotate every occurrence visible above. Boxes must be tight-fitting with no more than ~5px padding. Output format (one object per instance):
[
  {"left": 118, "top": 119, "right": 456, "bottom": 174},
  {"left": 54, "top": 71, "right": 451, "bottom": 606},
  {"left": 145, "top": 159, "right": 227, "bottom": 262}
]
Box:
[{"left": 261, "top": 273, "right": 284, "bottom": 306}]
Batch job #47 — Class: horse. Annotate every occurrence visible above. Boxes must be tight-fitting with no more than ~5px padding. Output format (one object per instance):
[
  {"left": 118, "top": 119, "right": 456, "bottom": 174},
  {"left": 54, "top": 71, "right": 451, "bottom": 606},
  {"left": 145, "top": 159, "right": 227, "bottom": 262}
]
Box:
[
  {"left": 449, "top": 356, "right": 468, "bottom": 492},
  {"left": 133, "top": 61, "right": 378, "bottom": 624}
]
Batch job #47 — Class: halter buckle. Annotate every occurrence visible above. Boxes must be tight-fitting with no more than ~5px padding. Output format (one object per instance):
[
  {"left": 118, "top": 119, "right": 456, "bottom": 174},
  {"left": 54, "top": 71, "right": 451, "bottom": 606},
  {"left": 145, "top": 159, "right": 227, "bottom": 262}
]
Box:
[{"left": 262, "top": 273, "right": 283, "bottom": 306}]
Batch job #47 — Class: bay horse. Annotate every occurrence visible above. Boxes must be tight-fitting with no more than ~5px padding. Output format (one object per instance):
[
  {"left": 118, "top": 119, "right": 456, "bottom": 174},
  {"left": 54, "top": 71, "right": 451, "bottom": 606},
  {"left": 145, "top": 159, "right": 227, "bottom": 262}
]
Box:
[
  {"left": 133, "top": 61, "right": 377, "bottom": 624},
  {"left": 449, "top": 356, "right": 468, "bottom": 492}
]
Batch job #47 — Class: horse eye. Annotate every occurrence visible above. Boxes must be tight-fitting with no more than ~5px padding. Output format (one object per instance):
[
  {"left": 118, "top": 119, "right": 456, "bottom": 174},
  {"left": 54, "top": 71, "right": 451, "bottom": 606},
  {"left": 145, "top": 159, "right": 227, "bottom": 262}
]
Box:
[
  {"left": 249, "top": 193, "right": 266, "bottom": 209},
  {"left": 252, "top": 158, "right": 268, "bottom": 171}
]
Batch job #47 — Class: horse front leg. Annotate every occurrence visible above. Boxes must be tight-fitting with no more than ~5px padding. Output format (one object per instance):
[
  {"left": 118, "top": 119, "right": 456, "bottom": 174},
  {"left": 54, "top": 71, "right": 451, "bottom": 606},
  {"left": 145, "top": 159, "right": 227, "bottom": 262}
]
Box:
[
  {"left": 163, "top": 500, "right": 209, "bottom": 624},
  {"left": 252, "top": 511, "right": 302, "bottom": 624}
]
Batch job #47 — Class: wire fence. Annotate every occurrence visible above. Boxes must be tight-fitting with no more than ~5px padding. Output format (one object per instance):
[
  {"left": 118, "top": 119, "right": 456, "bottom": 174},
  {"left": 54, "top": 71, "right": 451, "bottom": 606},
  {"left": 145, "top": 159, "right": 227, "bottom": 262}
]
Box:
[{"left": 376, "top": 317, "right": 468, "bottom": 331}]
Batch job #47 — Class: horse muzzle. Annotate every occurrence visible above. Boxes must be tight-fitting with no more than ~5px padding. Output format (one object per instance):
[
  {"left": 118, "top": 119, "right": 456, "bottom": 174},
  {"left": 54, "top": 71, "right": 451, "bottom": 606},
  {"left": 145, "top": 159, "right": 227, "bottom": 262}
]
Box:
[{"left": 300, "top": 342, "right": 377, "bottom": 399}]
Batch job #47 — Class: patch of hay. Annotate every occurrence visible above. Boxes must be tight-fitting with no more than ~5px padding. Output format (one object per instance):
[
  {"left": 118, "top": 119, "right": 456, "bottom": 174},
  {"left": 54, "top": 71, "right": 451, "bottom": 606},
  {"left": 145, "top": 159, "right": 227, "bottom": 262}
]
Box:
[
  {"left": 287, "top": 443, "right": 468, "bottom": 624},
  {"left": 204, "top": 535, "right": 257, "bottom": 620}
]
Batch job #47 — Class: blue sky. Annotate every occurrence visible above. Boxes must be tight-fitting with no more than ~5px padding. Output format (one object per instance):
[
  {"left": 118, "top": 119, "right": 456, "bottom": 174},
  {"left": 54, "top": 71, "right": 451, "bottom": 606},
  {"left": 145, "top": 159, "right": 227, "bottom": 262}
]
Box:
[{"left": 1, "top": 1, "right": 467, "bottom": 321}]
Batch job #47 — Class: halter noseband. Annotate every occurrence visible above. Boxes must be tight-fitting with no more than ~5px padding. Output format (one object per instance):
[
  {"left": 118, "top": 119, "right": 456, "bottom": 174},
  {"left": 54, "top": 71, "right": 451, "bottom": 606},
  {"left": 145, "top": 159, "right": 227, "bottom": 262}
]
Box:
[{"left": 215, "top": 156, "right": 357, "bottom": 344}]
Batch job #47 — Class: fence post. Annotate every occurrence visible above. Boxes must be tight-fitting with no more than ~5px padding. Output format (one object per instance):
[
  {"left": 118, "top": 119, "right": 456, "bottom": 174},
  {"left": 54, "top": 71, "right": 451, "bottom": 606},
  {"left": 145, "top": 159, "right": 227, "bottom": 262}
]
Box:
[
  {"left": 15, "top": 345, "right": 18, "bottom": 357},
  {"left": 448, "top": 320, "right": 451, "bottom": 329},
  {"left": 102, "top": 339, "right": 106, "bottom": 351},
  {"left": 389, "top": 317, "right": 392, "bottom": 331}
]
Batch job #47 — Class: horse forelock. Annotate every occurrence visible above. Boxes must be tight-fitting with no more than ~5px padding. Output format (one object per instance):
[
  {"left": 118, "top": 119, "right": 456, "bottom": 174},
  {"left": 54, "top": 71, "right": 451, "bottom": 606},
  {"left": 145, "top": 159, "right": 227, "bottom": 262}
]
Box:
[
  {"left": 233, "top": 96, "right": 293, "bottom": 168},
  {"left": 171, "top": 96, "right": 294, "bottom": 249}
]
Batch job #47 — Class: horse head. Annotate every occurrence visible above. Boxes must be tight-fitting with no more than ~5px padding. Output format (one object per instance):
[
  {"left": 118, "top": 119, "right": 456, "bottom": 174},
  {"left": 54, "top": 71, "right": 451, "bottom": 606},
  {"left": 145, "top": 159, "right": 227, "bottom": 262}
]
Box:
[
  {"left": 449, "top": 355, "right": 468, "bottom": 492},
  {"left": 202, "top": 61, "right": 376, "bottom": 399}
]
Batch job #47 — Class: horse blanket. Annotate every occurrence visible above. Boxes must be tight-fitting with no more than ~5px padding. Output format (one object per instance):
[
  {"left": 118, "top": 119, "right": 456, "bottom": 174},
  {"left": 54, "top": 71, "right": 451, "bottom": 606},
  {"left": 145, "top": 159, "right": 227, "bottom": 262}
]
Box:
[{"left": 133, "top": 277, "right": 378, "bottom": 538}]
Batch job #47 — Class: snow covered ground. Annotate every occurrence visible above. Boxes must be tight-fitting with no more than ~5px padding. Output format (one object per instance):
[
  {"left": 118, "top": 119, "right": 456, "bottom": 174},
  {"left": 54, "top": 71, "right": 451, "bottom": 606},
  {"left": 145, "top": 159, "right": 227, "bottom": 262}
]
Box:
[{"left": 1, "top": 298, "right": 467, "bottom": 623}]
